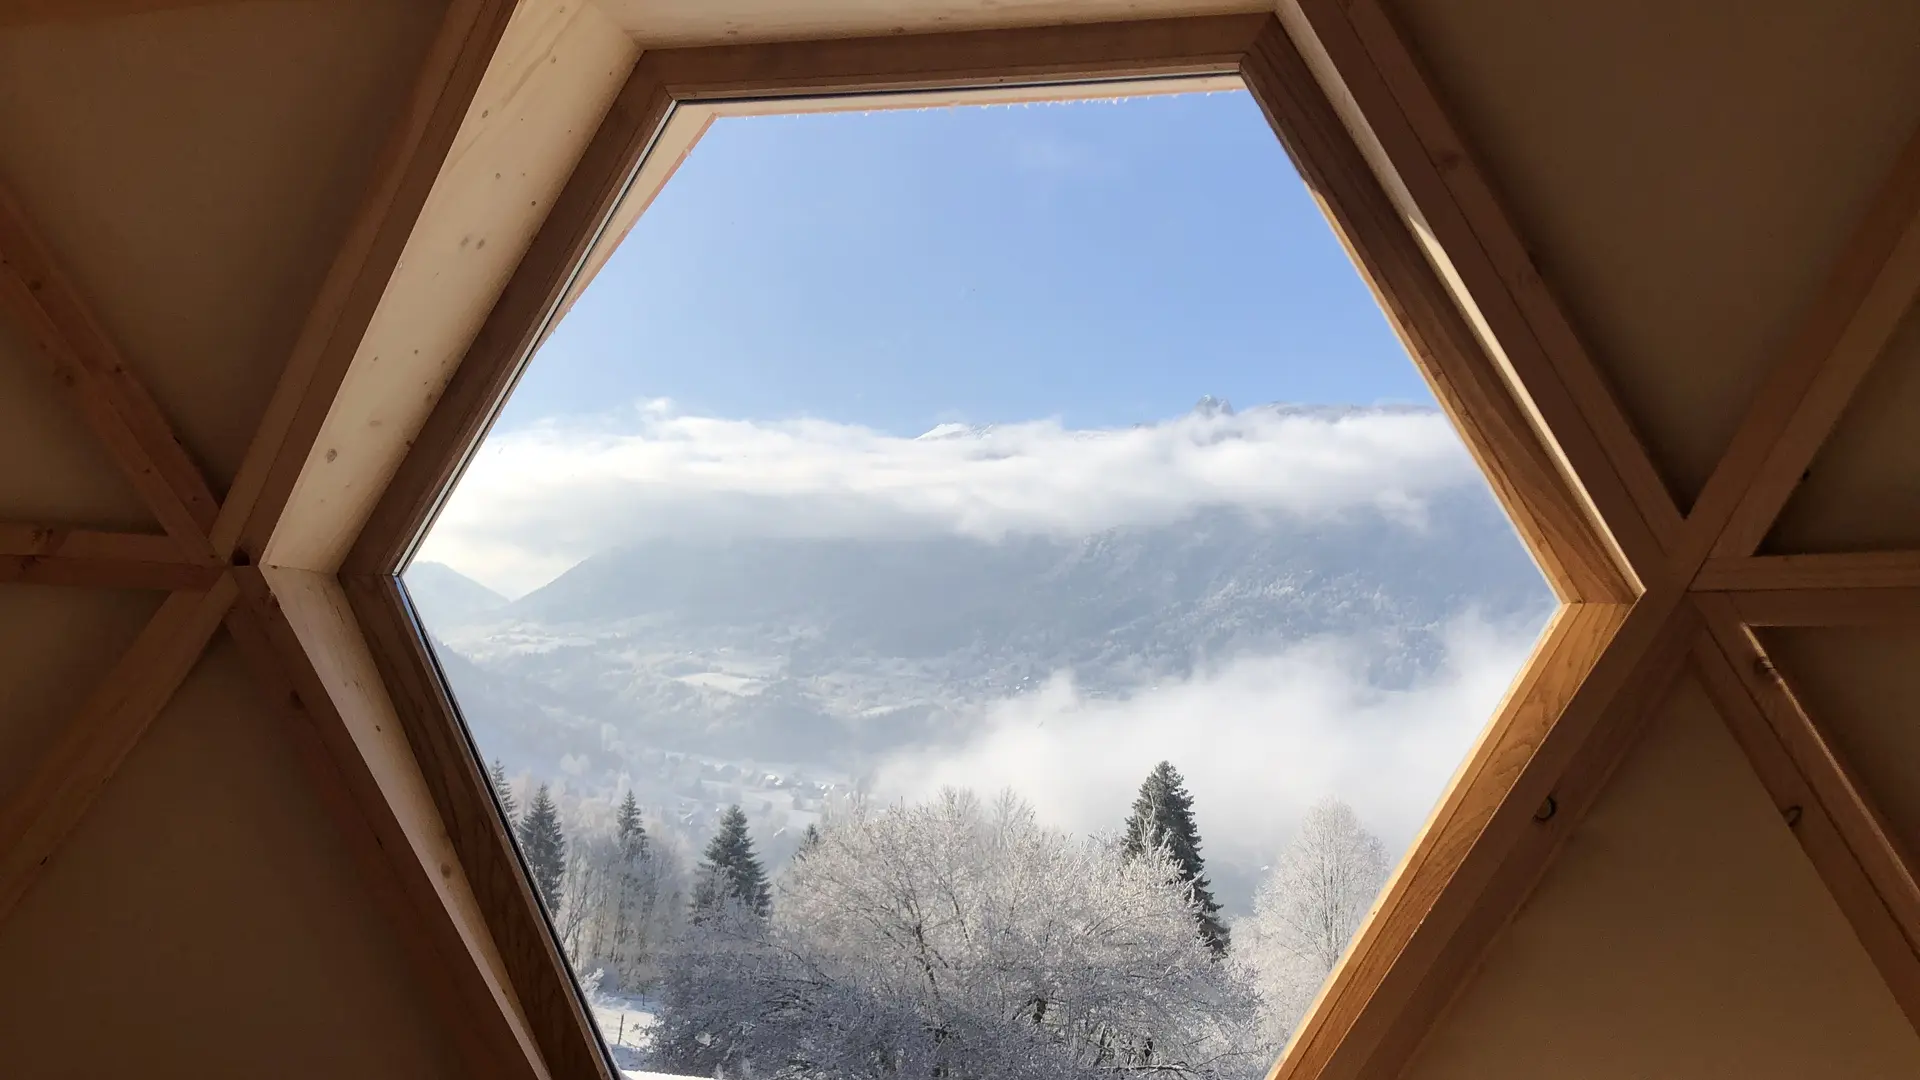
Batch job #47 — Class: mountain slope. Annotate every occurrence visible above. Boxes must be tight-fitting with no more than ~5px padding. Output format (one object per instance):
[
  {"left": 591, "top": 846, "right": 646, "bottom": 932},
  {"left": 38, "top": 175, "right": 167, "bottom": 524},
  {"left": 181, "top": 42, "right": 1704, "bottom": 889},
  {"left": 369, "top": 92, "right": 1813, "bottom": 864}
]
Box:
[
  {"left": 427, "top": 493, "right": 1549, "bottom": 775},
  {"left": 405, "top": 560, "right": 509, "bottom": 627}
]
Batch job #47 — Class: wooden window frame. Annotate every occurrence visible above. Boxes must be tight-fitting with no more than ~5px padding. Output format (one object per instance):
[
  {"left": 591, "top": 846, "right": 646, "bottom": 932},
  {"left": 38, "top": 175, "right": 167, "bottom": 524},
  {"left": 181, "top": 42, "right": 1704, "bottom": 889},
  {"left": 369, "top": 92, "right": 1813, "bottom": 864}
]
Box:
[{"left": 6, "top": 5, "right": 1920, "bottom": 1079}]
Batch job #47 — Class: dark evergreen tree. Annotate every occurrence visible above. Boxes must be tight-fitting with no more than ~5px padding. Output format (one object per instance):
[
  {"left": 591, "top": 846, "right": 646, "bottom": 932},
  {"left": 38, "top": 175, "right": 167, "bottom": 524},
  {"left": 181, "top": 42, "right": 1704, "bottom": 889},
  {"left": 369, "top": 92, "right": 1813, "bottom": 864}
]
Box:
[
  {"left": 692, "top": 804, "right": 771, "bottom": 918},
  {"left": 615, "top": 789, "right": 648, "bottom": 860},
  {"left": 519, "top": 783, "right": 567, "bottom": 915},
  {"left": 489, "top": 759, "right": 518, "bottom": 821},
  {"left": 793, "top": 822, "right": 823, "bottom": 863},
  {"left": 1122, "top": 761, "right": 1229, "bottom": 955}
]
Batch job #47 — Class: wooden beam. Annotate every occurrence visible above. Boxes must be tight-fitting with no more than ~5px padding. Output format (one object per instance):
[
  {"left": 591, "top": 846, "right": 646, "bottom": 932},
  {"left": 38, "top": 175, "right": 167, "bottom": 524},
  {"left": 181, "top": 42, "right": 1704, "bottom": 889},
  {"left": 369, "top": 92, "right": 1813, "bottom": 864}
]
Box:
[
  {"left": 1721, "top": 587, "right": 1920, "bottom": 628},
  {"left": 0, "top": 184, "right": 219, "bottom": 556},
  {"left": 254, "top": 1, "right": 639, "bottom": 575},
  {"left": 346, "top": 573, "right": 612, "bottom": 1080},
  {"left": 225, "top": 567, "right": 553, "bottom": 1080},
  {"left": 0, "top": 524, "right": 221, "bottom": 589},
  {"left": 1268, "top": 593, "right": 1693, "bottom": 1080},
  {"left": 643, "top": 14, "right": 1261, "bottom": 99},
  {"left": 0, "top": 578, "right": 235, "bottom": 924},
  {"left": 1283, "top": 0, "right": 1680, "bottom": 581},
  {"left": 1239, "top": 16, "right": 1630, "bottom": 603},
  {"left": 1686, "top": 124, "right": 1920, "bottom": 564},
  {"left": 1692, "top": 600, "right": 1920, "bottom": 1025},
  {"left": 1696, "top": 551, "right": 1920, "bottom": 592},
  {"left": 212, "top": 0, "right": 518, "bottom": 563},
  {"left": 345, "top": 46, "right": 675, "bottom": 575}
]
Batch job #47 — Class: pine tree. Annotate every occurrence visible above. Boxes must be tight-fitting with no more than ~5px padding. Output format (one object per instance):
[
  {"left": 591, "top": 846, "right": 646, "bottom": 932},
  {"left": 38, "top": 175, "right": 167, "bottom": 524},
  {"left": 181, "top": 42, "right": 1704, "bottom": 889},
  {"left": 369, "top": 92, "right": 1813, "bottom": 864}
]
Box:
[
  {"left": 489, "top": 759, "right": 518, "bottom": 821},
  {"left": 795, "top": 822, "right": 822, "bottom": 861},
  {"left": 692, "top": 804, "right": 770, "bottom": 918},
  {"left": 615, "top": 790, "right": 648, "bottom": 860},
  {"left": 519, "top": 784, "right": 567, "bottom": 915},
  {"left": 1122, "top": 761, "right": 1229, "bottom": 955}
]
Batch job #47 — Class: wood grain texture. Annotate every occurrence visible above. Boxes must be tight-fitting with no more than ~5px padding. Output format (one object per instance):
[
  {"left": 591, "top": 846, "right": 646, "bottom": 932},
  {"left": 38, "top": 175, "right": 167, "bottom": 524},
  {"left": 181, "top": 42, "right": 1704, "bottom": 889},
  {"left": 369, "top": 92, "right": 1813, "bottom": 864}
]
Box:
[
  {"left": 213, "top": 0, "right": 518, "bottom": 563},
  {"left": 263, "top": 0, "right": 637, "bottom": 574},
  {"left": 1692, "top": 604, "right": 1920, "bottom": 1027},
  {"left": 1724, "top": 587, "right": 1920, "bottom": 629},
  {"left": 226, "top": 567, "right": 553, "bottom": 1080},
  {"left": 1285, "top": 0, "right": 1679, "bottom": 577},
  {"left": 593, "top": 0, "right": 1271, "bottom": 48},
  {"left": 1690, "top": 125, "right": 1920, "bottom": 563},
  {"left": 1240, "top": 17, "right": 1628, "bottom": 603},
  {"left": 346, "top": 573, "right": 612, "bottom": 1080},
  {"left": 0, "top": 524, "right": 218, "bottom": 588},
  {"left": 642, "top": 13, "right": 1261, "bottom": 98},
  {"left": 0, "top": 182, "right": 218, "bottom": 554},
  {"left": 1696, "top": 551, "right": 1920, "bottom": 592},
  {"left": 1266, "top": 594, "right": 1692, "bottom": 1080},
  {"left": 0, "top": 577, "right": 234, "bottom": 924},
  {"left": 345, "top": 52, "right": 675, "bottom": 575}
]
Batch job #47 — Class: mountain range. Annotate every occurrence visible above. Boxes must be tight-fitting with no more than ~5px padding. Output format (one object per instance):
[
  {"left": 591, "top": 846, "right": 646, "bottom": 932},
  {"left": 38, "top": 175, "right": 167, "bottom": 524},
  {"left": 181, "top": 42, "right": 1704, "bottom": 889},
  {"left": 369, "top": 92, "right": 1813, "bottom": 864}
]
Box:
[{"left": 408, "top": 405, "right": 1553, "bottom": 896}]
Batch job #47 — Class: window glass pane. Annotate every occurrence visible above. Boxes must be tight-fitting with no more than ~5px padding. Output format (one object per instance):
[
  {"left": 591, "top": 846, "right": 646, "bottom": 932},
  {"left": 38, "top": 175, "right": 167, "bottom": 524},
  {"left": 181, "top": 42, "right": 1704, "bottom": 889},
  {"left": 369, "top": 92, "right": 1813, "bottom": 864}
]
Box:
[{"left": 411, "top": 89, "right": 1554, "bottom": 1079}]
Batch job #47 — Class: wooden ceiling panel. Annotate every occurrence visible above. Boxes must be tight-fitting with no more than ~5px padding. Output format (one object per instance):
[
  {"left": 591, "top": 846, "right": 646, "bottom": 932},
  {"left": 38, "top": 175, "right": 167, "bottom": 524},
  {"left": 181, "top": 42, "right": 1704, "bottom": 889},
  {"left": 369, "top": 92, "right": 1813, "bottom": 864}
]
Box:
[
  {"left": 1762, "top": 627, "right": 1920, "bottom": 876},
  {"left": 0, "top": 586, "right": 160, "bottom": 804},
  {"left": 1403, "top": 673, "right": 1920, "bottom": 1080},
  {"left": 0, "top": 0, "right": 446, "bottom": 489},
  {"left": 593, "top": 0, "right": 1267, "bottom": 47},
  {"left": 1388, "top": 0, "right": 1920, "bottom": 504},
  {"left": 0, "top": 634, "right": 463, "bottom": 1079},
  {"left": 1769, "top": 303, "right": 1920, "bottom": 552},
  {"left": 0, "top": 320, "right": 154, "bottom": 528}
]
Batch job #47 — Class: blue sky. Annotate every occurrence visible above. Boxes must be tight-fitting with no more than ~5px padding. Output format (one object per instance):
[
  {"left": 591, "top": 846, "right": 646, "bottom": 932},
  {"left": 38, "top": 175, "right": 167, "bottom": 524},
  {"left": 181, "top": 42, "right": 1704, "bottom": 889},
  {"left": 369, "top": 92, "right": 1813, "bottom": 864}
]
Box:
[{"left": 495, "top": 89, "right": 1428, "bottom": 435}]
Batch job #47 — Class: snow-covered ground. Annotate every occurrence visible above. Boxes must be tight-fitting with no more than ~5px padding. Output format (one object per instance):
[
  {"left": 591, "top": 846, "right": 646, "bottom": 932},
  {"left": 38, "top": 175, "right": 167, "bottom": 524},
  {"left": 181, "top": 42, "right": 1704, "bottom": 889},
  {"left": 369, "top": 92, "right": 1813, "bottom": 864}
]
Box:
[{"left": 591, "top": 993, "right": 664, "bottom": 1073}]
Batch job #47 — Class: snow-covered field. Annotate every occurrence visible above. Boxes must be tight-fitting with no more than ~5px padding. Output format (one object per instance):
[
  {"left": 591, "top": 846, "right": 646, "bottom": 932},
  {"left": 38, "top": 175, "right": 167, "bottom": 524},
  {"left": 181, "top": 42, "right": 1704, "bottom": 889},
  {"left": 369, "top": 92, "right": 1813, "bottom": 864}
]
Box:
[{"left": 590, "top": 993, "right": 671, "bottom": 1076}]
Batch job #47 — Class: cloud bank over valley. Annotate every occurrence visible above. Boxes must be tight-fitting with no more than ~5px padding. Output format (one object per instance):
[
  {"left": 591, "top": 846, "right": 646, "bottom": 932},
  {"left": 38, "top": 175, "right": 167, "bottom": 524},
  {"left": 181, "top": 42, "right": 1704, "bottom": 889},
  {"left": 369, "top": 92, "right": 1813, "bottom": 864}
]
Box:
[{"left": 420, "top": 401, "right": 1487, "bottom": 597}]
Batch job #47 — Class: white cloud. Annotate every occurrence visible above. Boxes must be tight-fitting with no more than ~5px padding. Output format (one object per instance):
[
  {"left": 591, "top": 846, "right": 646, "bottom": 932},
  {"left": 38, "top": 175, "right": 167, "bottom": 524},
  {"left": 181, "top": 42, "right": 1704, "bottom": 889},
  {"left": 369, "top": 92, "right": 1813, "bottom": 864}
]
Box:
[
  {"left": 871, "top": 614, "right": 1542, "bottom": 868},
  {"left": 418, "top": 402, "right": 1481, "bottom": 598}
]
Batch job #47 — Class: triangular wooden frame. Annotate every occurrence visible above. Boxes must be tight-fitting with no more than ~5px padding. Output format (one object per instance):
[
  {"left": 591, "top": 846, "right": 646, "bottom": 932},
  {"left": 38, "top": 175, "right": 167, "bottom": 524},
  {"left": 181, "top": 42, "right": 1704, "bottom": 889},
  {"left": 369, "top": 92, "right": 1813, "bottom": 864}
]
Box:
[{"left": 2, "top": 5, "right": 1919, "bottom": 1079}]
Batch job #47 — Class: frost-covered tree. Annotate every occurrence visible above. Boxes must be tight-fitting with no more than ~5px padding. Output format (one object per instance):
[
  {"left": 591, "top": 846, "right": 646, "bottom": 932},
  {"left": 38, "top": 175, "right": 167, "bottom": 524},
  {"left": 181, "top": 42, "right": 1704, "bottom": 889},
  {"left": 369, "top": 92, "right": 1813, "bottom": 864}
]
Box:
[
  {"left": 489, "top": 759, "right": 518, "bottom": 822},
  {"left": 615, "top": 790, "right": 647, "bottom": 858},
  {"left": 1235, "top": 797, "right": 1389, "bottom": 1049},
  {"left": 653, "top": 789, "right": 1263, "bottom": 1079},
  {"left": 691, "top": 804, "right": 770, "bottom": 919},
  {"left": 1123, "top": 761, "right": 1229, "bottom": 955},
  {"left": 558, "top": 830, "right": 612, "bottom": 959},
  {"left": 519, "top": 784, "right": 567, "bottom": 915},
  {"left": 793, "top": 821, "right": 822, "bottom": 863},
  {"left": 559, "top": 812, "right": 686, "bottom": 993},
  {"left": 609, "top": 790, "right": 648, "bottom": 974}
]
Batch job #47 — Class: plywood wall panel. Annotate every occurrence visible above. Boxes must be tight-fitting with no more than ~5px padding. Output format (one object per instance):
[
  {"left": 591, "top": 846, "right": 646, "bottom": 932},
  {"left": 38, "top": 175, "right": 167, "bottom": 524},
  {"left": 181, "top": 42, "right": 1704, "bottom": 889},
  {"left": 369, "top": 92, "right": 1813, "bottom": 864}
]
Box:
[
  {"left": 0, "top": 320, "right": 155, "bottom": 528},
  {"left": 0, "top": 635, "right": 462, "bottom": 1079},
  {"left": 1404, "top": 674, "right": 1920, "bottom": 1080},
  {"left": 1389, "top": 0, "right": 1920, "bottom": 503},
  {"left": 0, "top": 0, "right": 446, "bottom": 488},
  {"left": 0, "top": 587, "right": 161, "bottom": 803},
  {"left": 1762, "top": 627, "right": 1920, "bottom": 874},
  {"left": 1768, "top": 303, "right": 1920, "bottom": 552}
]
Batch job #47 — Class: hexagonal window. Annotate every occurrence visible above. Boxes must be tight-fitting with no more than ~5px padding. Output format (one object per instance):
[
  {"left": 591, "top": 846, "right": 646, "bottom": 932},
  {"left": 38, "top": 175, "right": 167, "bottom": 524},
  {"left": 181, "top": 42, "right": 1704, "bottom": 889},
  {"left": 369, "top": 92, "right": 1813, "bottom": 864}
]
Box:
[{"left": 405, "top": 78, "right": 1554, "bottom": 1078}]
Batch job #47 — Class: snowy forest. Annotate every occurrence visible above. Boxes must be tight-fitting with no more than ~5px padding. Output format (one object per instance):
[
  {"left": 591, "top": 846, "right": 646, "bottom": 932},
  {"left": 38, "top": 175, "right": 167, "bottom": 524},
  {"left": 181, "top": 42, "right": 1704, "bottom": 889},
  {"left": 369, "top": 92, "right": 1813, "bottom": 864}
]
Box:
[{"left": 492, "top": 760, "right": 1392, "bottom": 1078}]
